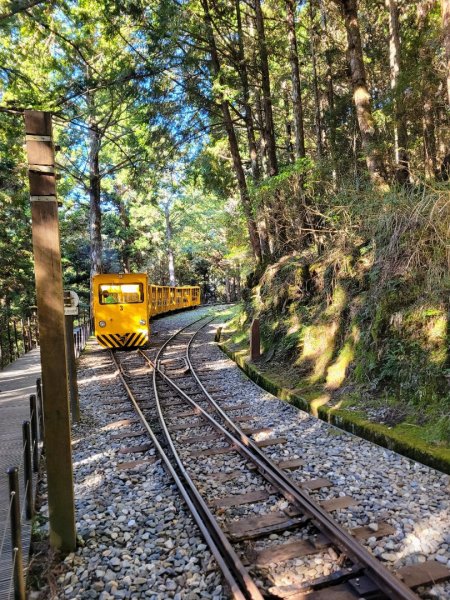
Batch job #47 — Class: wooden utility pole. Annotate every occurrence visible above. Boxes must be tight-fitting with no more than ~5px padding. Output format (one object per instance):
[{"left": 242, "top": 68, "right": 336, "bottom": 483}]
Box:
[{"left": 23, "top": 110, "right": 76, "bottom": 552}]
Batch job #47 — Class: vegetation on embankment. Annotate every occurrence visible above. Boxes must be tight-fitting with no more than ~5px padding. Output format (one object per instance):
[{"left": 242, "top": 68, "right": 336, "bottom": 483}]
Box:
[{"left": 220, "top": 185, "right": 450, "bottom": 473}]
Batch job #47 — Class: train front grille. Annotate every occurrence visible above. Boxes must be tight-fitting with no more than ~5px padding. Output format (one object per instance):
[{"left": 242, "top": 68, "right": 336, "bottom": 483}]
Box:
[{"left": 97, "top": 332, "right": 148, "bottom": 348}]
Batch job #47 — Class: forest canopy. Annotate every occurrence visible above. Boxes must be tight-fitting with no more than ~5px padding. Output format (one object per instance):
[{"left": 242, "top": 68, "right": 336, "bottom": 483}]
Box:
[{"left": 0, "top": 0, "right": 449, "bottom": 314}]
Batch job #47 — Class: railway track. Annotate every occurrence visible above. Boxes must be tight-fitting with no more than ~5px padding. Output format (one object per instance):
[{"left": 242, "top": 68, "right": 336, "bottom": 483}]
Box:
[{"left": 109, "top": 313, "right": 450, "bottom": 600}]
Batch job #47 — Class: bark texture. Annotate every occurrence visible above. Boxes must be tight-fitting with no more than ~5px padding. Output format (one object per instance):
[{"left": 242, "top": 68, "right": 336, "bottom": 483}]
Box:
[
  {"left": 164, "top": 204, "right": 176, "bottom": 286},
  {"left": 88, "top": 121, "right": 102, "bottom": 285},
  {"left": 443, "top": 0, "right": 450, "bottom": 105}
]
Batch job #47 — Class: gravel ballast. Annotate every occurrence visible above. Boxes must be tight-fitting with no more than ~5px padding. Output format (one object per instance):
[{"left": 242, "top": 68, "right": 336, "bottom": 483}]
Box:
[
  {"left": 36, "top": 308, "right": 226, "bottom": 600},
  {"left": 194, "top": 318, "right": 450, "bottom": 599},
  {"left": 35, "top": 307, "right": 450, "bottom": 599}
]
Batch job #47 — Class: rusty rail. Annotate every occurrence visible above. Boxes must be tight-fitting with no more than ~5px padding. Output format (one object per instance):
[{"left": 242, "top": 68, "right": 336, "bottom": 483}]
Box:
[{"left": 138, "top": 317, "right": 421, "bottom": 600}]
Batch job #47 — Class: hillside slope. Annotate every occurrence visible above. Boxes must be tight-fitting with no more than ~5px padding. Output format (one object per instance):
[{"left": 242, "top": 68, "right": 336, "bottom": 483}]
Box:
[{"left": 223, "top": 188, "right": 450, "bottom": 470}]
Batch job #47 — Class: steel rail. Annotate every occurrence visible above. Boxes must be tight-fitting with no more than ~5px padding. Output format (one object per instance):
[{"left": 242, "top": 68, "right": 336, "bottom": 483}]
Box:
[
  {"left": 141, "top": 318, "right": 419, "bottom": 600},
  {"left": 187, "top": 320, "right": 422, "bottom": 600},
  {"left": 109, "top": 348, "right": 248, "bottom": 600},
  {"left": 150, "top": 326, "right": 265, "bottom": 600}
]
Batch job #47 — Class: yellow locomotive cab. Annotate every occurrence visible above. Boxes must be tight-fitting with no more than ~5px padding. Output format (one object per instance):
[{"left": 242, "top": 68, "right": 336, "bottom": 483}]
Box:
[
  {"left": 93, "top": 274, "right": 201, "bottom": 349},
  {"left": 93, "top": 273, "right": 150, "bottom": 348}
]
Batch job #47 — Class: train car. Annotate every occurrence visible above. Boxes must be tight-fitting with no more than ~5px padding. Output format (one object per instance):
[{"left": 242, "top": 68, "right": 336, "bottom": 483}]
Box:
[
  {"left": 93, "top": 273, "right": 150, "bottom": 348},
  {"left": 148, "top": 284, "right": 201, "bottom": 316},
  {"left": 93, "top": 273, "right": 200, "bottom": 349}
]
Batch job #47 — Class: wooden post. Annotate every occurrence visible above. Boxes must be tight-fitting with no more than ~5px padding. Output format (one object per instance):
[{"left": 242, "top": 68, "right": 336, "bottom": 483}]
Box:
[
  {"left": 250, "top": 318, "right": 261, "bottom": 361},
  {"left": 23, "top": 110, "right": 76, "bottom": 552},
  {"left": 65, "top": 314, "right": 80, "bottom": 422},
  {"left": 13, "top": 320, "right": 20, "bottom": 357},
  {"left": 27, "top": 317, "right": 32, "bottom": 349}
]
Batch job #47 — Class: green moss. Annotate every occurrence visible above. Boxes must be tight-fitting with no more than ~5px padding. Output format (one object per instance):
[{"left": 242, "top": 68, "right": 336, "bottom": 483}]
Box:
[{"left": 220, "top": 340, "right": 450, "bottom": 474}]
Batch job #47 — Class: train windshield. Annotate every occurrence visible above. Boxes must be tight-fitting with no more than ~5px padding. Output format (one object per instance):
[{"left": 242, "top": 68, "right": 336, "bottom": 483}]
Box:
[{"left": 99, "top": 283, "right": 144, "bottom": 304}]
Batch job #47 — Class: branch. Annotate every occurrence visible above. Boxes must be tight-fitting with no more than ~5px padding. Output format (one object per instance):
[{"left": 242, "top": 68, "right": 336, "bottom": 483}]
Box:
[{"left": 0, "top": 0, "right": 47, "bottom": 21}]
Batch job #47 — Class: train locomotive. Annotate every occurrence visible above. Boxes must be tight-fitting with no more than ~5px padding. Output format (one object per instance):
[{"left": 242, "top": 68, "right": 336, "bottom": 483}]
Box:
[{"left": 93, "top": 273, "right": 200, "bottom": 349}]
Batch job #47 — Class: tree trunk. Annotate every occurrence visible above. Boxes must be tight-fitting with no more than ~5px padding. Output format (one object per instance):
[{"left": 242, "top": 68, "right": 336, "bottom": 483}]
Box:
[
  {"left": 253, "top": 0, "right": 278, "bottom": 176},
  {"left": 334, "top": 0, "right": 388, "bottom": 188},
  {"left": 319, "top": 0, "right": 338, "bottom": 179},
  {"left": 283, "top": 86, "right": 295, "bottom": 162},
  {"left": 423, "top": 95, "right": 437, "bottom": 178},
  {"left": 225, "top": 278, "right": 231, "bottom": 303},
  {"left": 444, "top": 0, "right": 450, "bottom": 106},
  {"left": 386, "top": 0, "right": 409, "bottom": 184},
  {"left": 113, "top": 188, "right": 131, "bottom": 273},
  {"left": 202, "top": 0, "right": 262, "bottom": 262},
  {"left": 236, "top": 264, "right": 241, "bottom": 298},
  {"left": 164, "top": 205, "right": 176, "bottom": 286},
  {"left": 309, "top": 0, "right": 324, "bottom": 158},
  {"left": 285, "top": 0, "right": 306, "bottom": 159},
  {"left": 88, "top": 120, "right": 102, "bottom": 289},
  {"left": 254, "top": 88, "right": 268, "bottom": 175}
]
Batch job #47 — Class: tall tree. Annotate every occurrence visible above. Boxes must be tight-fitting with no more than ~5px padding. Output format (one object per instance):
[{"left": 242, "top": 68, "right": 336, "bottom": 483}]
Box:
[
  {"left": 253, "top": 0, "right": 278, "bottom": 176},
  {"left": 163, "top": 202, "right": 176, "bottom": 286},
  {"left": 386, "top": 0, "right": 409, "bottom": 184},
  {"left": 235, "top": 0, "right": 270, "bottom": 259},
  {"left": 285, "top": 0, "right": 306, "bottom": 159},
  {"left": 334, "top": 0, "right": 388, "bottom": 187},
  {"left": 309, "top": 0, "right": 324, "bottom": 158},
  {"left": 201, "top": 0, "right": 262, "bottom": 262},
  {"left": 443, "top": 0, "right": 450, "bottom": 105},
  {"left": 87, "top": 96, "right": 103, "bottom": 285}
]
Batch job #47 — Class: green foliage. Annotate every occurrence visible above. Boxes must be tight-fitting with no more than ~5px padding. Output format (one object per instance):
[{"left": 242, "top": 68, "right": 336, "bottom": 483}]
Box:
[
  {"left": 0, "top": 114, "right": 34, "bottom": 313},
  {"left": 250, "top": 158, "right": 314, "bottom": 204}
]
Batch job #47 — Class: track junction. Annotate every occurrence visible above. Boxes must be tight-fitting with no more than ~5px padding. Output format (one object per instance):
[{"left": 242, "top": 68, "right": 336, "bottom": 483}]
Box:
[{"left": 35, "top": 307, "right": 450, "bottom": 600}]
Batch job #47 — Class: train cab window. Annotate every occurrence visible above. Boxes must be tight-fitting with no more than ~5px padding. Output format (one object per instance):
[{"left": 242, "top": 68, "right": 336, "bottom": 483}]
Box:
[{"left": 99, "top": 283, "right": 144, "bottom": 304}]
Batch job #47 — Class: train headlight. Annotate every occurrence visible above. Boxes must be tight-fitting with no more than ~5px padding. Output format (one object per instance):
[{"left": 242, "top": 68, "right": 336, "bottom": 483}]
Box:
[
  {"left": 98, "top": 320, "right": 106, "bottom": 327},
  {"left": 139, "top": 319, "right": 146, "bottom": 325}
]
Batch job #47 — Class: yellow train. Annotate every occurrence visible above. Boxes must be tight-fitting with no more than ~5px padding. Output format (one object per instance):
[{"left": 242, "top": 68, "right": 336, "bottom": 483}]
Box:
[{"left": 93, "top": 273, "right": 200, "bottom": 348}]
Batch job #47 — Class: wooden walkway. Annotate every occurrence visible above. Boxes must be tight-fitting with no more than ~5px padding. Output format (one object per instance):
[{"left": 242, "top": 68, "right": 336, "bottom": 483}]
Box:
[{"left": 0, "top": 348, "right": 41, "bottom": 600}]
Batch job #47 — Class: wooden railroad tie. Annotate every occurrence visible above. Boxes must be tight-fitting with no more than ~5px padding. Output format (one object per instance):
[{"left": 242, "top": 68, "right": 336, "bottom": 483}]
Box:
[
  {"left": 247, "top": 521, "right": 396, "bottom": 568},
  {"left": 227, "top": 496, "right": 363, "bottom": 542},
  {"left": 117, "top": 457, "right": 158, "bottom": 471},
  {"left": 277, "top": 458, "right": 305, "bottom": 470},
  {"left": 242, "top": 426, "right": 273, "bottom": 436},
  {"left": 269, "top": 566, "right": 363, "bottom": 599},
  {"left": 250, "top": 537, "right": 325, "bottom": 567},
  {"left": 226, "top": 510, "right": 306, "bottom": 541},
  {"left": 102, "top": 418, "right": 140, "bottom": 431},
  {"left": 255, "top": 437, "right": 287, "bottom": 448},
  {"left": 319, "top": 496, "right": 357, "bottom": 512},
  {"left": 221, "top": 403, "right": 248, "bottom": 411},
  {"left": 209, "top": 470, "right": 244, "bottom": 483},
  {"left": 111, "top": 429, "right": 146, "bottom": 441},
  {"left": 118, "top": 443, "right": 152, "bottom": 454},
  {"left": 299, "top": 477, "right": 332, "bottom": 490}
]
